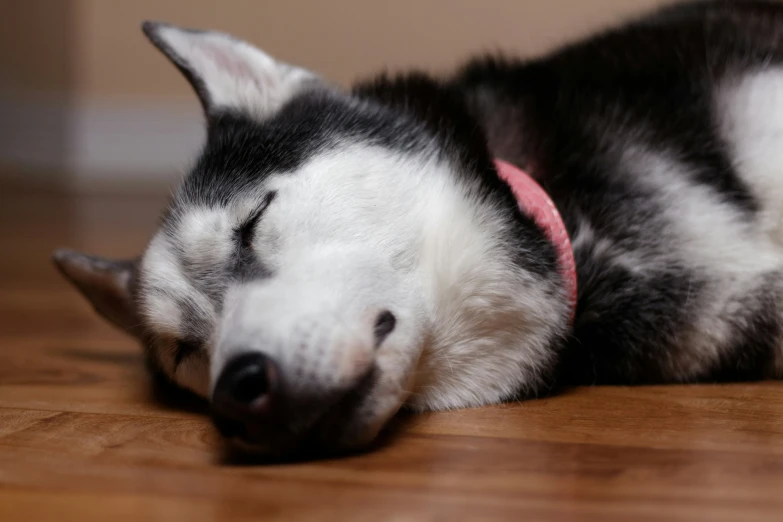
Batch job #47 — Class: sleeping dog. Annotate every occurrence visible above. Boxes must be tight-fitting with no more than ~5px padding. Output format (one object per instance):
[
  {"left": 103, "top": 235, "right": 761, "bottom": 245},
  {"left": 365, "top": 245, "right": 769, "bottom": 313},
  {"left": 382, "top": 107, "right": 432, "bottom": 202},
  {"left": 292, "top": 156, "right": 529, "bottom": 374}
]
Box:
[{"left": 54, "top": 1, "right": 783, "bottom": 455}]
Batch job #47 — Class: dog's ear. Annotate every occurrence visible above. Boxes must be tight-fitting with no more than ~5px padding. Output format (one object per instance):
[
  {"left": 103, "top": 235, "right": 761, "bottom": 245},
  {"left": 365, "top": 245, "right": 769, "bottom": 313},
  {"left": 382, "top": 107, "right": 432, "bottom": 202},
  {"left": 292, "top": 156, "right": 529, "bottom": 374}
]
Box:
[
  {"left": 52, "top": 250, "right": 141, "bottom": 337},
  {"left": 141, "top": 21, "right": 318, "bottom": 121}
]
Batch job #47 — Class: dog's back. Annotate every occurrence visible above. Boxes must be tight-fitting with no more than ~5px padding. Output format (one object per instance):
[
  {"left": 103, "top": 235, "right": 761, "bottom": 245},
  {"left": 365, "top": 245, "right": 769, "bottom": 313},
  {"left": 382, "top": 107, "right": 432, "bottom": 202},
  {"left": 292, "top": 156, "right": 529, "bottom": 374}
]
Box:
[{"left": 455, "top": 0, "right": 783, "bottom": 384}]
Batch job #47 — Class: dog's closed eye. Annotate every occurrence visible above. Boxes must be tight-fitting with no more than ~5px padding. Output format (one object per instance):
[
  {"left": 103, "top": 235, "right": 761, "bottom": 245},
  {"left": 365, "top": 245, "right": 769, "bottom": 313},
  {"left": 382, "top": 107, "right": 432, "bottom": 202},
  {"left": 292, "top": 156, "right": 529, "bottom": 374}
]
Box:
[{"left": 236, "top": 191, "right": 277, "bottom": 249}]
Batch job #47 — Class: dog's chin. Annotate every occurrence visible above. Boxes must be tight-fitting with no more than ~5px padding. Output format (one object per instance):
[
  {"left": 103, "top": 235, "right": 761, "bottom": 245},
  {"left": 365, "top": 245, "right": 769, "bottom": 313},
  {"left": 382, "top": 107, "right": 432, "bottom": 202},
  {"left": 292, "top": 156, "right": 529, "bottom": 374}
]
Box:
[
  {"left": 221, "top": 435, "right": 305, "bottom": 462},
  {"left": 218, "top": 414, "right": 381, "bottom": 464},
  {"left": 217, "top": 383, "right": 394, "bottom": 462},
  {"left": 211, "top": 363, "right": 412, "bottom": 463}
]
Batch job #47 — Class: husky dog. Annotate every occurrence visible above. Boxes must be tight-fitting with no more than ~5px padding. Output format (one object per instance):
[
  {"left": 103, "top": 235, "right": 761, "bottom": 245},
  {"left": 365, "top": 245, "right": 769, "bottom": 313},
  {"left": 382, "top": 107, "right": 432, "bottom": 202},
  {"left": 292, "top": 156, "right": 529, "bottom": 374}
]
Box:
[{"left": 54, "top": 1, "right": 783, "bottom": 455}]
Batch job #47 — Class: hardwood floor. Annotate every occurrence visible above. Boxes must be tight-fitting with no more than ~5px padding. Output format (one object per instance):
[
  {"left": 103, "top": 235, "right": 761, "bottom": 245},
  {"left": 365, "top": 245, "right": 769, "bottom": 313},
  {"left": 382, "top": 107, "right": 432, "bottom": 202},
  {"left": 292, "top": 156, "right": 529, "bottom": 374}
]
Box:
[{"left": 1, "top": 185, "right": 783, "bottom": 522}]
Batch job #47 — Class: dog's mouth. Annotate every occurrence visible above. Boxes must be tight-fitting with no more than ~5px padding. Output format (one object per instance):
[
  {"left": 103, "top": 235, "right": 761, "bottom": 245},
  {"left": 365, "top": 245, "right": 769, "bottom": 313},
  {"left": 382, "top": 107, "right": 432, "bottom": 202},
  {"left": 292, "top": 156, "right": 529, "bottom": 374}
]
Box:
[{"left": 211, "top": 366, "right": 380, "bottom": 458}]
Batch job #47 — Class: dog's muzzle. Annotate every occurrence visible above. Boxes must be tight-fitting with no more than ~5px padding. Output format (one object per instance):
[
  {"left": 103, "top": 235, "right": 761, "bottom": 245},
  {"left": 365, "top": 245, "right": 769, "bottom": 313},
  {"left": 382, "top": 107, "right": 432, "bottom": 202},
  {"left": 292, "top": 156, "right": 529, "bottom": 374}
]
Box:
[{"left": 210, "top": 311, "right": 396, "bottom": 453}]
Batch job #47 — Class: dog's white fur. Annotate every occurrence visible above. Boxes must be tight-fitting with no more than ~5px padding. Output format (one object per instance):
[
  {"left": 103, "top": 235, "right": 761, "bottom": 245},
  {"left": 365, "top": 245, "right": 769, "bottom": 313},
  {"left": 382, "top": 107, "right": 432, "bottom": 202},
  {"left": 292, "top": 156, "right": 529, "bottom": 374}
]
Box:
[
  {"left": 716, "top": 69, "right": 783, "bottom": 376},
  {"left": 717, "top": 69, "right": 783, "bottom": 245}
]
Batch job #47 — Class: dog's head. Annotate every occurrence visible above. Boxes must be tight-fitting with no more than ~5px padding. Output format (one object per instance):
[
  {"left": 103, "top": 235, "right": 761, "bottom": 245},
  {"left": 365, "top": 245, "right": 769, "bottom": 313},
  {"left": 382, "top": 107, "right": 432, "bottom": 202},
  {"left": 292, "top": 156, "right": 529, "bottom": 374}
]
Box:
[{"left": 53, "top": 23, "right": 568, "bottom": 456}]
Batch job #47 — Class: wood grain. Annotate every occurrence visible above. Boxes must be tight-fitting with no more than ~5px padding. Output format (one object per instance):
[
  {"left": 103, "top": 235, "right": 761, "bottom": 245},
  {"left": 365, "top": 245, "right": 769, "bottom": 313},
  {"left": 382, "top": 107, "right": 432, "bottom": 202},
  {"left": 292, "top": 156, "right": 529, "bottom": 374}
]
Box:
[{"left": 1, "top": 186, "right": 783, "bottom": 522}]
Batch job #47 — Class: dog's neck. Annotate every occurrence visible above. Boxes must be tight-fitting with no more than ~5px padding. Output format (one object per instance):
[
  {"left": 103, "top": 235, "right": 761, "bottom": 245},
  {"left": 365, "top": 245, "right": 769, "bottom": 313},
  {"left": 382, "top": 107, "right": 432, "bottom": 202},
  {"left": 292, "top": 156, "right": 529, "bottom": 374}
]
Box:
[{"left": 494, "top": 159, "right": 577, "bottom": 322}]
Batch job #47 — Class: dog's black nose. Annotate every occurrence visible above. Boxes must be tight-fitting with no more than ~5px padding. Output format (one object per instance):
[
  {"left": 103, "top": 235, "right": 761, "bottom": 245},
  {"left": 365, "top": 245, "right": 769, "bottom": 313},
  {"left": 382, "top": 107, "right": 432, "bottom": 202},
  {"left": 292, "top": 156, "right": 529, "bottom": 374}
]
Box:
[{"left": 211, "top": 352, "right": 278, "bottom": 439}]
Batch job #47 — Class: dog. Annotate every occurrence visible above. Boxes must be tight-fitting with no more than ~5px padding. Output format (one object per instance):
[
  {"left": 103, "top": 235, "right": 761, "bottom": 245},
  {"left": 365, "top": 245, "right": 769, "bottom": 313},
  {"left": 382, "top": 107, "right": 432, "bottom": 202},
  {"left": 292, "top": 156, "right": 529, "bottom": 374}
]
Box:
[{"left": 53, "top": 0, "right": 783, "bottom": 456}]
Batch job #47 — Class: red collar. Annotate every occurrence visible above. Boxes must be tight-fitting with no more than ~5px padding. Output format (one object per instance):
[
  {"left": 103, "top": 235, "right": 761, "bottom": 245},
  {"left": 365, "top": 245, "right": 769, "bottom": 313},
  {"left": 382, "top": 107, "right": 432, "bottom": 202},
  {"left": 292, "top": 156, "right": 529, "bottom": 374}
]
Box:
[{"left": 494, "top": 159, "right": 577, "bottom": 324}]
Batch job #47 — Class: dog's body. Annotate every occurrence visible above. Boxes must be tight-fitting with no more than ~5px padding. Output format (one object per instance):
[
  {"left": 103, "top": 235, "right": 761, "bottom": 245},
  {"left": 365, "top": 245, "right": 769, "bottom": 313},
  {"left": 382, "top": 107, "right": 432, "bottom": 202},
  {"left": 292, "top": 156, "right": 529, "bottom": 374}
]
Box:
[
  {"left": 54, "top": 0, "right": 783, "bottom": 455},
  {"left": 463, "top": 1, "right": 783, "bottom": 386}
]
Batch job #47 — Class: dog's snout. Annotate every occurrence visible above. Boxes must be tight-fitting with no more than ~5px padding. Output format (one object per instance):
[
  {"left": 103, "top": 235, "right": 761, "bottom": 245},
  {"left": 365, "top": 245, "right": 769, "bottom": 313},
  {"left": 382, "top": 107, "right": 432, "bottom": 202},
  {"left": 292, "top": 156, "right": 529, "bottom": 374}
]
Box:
[
  {"left": 374, "top": 310, "right": 396, "bottom": 347},
  {"left": 211, "top": 352, "right": 277, "bottom": 438},
  {"left": 211, "top": 308, "right": 396, "bottom": 452}
]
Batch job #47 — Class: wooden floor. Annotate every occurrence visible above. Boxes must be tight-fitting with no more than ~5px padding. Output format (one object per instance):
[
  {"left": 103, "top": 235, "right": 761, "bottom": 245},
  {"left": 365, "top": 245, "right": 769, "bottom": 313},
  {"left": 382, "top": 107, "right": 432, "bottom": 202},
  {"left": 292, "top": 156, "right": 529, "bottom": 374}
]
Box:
[{"left": 2, "top": 185, "right": 783, "bottom": 522}]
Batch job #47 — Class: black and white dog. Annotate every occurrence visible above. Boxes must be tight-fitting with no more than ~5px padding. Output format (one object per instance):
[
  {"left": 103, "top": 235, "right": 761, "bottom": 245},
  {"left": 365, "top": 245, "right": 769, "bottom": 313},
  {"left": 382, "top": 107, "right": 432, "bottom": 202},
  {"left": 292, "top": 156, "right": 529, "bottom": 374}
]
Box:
[{"left": 54, "top": 1, "right": 783, "bottom": 455}]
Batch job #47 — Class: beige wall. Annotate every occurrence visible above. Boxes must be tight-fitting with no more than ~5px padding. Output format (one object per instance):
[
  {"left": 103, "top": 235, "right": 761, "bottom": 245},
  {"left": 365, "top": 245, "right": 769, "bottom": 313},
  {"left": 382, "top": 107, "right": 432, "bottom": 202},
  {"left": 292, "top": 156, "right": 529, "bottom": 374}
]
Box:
[
  {"left": 2, "top": 0, "right": 685, "bottom": 188},
  {"left": 50, "top": 0, "right": 675, "bottom": 103},
  {"left": 80, "top": 0, "right": 678, "bottom": 103}
]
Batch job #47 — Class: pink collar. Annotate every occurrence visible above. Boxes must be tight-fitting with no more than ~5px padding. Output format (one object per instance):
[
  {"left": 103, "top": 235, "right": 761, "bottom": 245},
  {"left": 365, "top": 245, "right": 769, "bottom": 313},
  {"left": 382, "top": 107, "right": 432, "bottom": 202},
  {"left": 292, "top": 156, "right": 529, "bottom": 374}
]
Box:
[{"left": 494, "top": 159, "right": 577, "bottom": 324}]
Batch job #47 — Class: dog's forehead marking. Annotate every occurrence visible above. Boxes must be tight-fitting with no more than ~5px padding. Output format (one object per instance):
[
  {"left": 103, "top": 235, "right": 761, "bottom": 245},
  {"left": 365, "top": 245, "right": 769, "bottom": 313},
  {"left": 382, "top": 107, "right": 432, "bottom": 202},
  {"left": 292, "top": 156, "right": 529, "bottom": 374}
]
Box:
[
  {"left": 140, "top": 231, "right": 216, "bottom": 340},
  {"left": 141, "top": 196, "right": 272, "bottom": 342},
  {"left": 177, "top": 206, "right": 233, "bottom": 268}
]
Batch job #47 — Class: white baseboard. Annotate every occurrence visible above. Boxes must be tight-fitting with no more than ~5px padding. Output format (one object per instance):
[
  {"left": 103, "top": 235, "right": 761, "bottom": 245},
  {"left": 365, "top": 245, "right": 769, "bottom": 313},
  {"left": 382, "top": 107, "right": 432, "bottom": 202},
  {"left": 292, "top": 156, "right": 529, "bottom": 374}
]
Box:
[{"left": 0, "top": 93, "right": 205, "bottom": 191}]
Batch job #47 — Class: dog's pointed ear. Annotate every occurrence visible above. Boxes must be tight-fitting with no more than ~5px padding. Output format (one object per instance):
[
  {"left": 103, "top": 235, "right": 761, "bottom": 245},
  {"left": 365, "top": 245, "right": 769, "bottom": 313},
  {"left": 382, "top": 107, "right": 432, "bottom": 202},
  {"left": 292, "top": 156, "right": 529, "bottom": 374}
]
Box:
[
  {"left": 141, "top": 21, "right": 318, "bottom": 121},
  {"left": 52, "top": 250, "right": 141, "bottom": 336}
]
